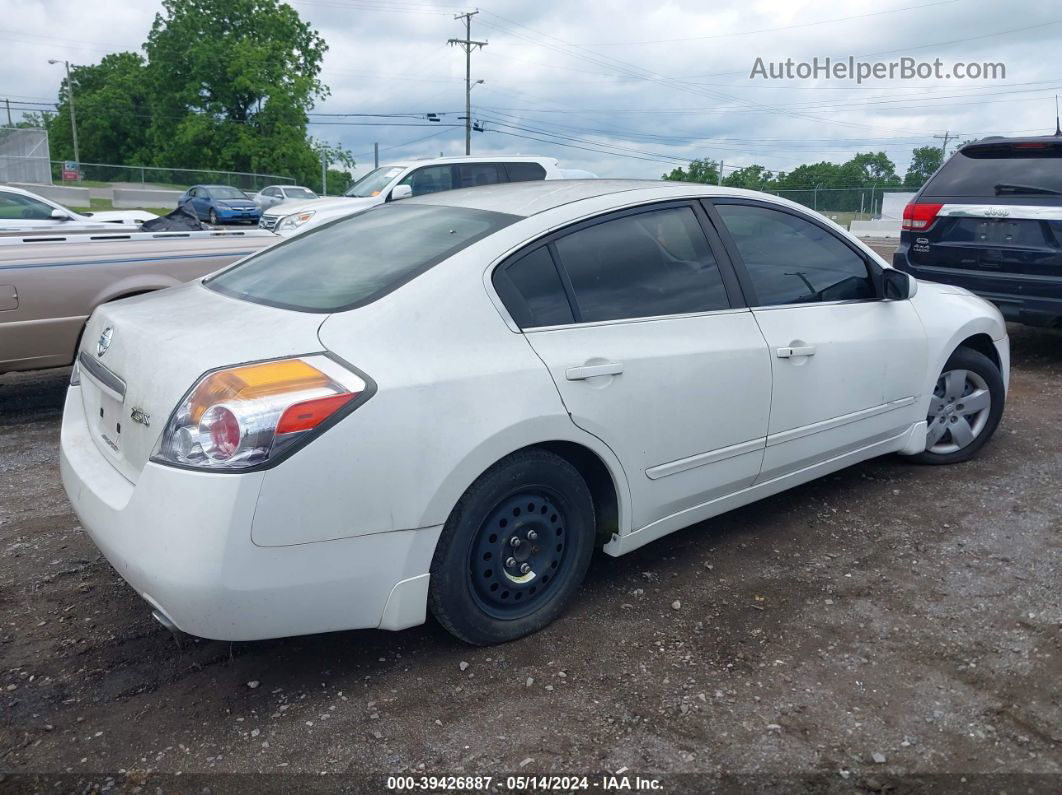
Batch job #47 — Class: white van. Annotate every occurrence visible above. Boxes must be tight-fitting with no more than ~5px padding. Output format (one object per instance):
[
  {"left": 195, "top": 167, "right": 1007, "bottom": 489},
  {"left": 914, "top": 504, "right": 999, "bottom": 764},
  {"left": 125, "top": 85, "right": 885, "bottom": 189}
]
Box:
[{"left": 260, "top": 155, "right": 592, "bottom": 236}]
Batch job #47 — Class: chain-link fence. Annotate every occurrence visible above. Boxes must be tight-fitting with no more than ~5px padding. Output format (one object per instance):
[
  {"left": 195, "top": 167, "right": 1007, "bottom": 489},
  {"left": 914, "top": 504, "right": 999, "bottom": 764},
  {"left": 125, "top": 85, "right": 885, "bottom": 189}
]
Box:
[
  {"left": 765, "top": 186, "right": 914, "bottom": 218},
  {"left": 0, "top": 128, "right": 52, "bottom": 184},
  {"left": 42, "top": 161, "right": 295, "bottom": 192}
]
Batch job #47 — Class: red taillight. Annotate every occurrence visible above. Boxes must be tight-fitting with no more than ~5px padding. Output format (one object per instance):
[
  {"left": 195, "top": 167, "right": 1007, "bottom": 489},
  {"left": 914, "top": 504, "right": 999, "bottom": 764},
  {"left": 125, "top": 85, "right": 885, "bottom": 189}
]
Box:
[
  {"left": 902, "top": 202, "right": 943, "bottom": 231},
  {"left": 276, "top": 393, "right": 356, "bottom": 435}
]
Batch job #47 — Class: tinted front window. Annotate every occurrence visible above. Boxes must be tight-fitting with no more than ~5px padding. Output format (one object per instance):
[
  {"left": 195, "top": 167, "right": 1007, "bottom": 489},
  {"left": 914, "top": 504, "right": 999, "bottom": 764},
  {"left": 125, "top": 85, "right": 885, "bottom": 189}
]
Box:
[
  {"left": 553, "top": 206, "right": 730, "bottom": 322},
  {"left": 207, "top": 204, "right": 517, "bottom": 312},
  {"left": 716, "top": 203, "right": 874, "bottom": 306},
  {"left": 399, "top": 165, "right": 455, "bottom": 197},
  {"left": 506, "top": 162, "right": 547, "bottom": 182},
  {"left": 924, "top": 142, "right": 1062, "bottom": 198},
  {"left": 496, "top": 247, "right": 574, "bottom": 328},
  {"left": 0, "top": 192, "right": 55, "bottom": 220}
]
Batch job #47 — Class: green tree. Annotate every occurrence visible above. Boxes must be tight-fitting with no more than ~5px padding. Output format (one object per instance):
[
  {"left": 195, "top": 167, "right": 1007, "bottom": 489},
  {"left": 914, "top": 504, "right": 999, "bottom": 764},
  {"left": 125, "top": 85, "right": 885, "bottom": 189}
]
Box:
[
  {"left": 721, "top": 164, "right": 774, "bottom": 190},
  {"left": 842, "top": 151, "right": 900, "bottom": 186},
  {"left": 43, "top": 0, "right": 345, "bottom": 186},
  {"left": 46, "top": 52, "right": 151, "bottom": 167},
  {"left": 903, "top": 145, "right": 944, "bottom": 189},
  {"left": 662, "top": 157, "right": 719, "bottom": 184}
]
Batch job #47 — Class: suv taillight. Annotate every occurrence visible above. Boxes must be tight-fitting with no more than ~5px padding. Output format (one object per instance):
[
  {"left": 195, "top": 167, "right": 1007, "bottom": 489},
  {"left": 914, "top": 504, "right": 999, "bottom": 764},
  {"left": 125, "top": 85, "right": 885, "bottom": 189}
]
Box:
[{"left": 902, "top": 202, "right": 943, "bottom": 231}]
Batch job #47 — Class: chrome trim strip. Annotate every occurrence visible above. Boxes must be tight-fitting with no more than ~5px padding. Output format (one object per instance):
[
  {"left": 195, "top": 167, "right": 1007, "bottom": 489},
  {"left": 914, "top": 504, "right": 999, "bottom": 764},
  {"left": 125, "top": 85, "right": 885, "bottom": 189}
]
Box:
[
  {"left": 77, "top": 351, "right": 126, "bottom": 402},
  {"left": 646, "top": 437, "right": 766, "bottom": 480},
  {"left": 938, "top": 204, "right": 1062, "bottom": 221},
  {"left": 766, "top": 396, "right": 915, "bottom": 447},
  {"left": 525, "top": 306, "right": 750, "bottom": 333}
]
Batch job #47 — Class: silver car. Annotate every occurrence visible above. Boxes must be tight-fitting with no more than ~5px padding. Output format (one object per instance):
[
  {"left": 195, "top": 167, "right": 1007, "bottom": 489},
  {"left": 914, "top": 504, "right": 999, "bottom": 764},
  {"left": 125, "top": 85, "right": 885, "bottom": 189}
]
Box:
[{"left": 252, "top": 185, "right": 318, "bottom": 210}]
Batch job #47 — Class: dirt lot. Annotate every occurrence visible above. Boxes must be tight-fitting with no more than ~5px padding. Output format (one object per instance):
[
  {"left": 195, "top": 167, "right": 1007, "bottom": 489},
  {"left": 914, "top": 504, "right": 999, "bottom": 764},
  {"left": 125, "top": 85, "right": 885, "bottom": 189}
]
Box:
[{"left": 1, "top": 325, "right": 1060, "bottom": 793}]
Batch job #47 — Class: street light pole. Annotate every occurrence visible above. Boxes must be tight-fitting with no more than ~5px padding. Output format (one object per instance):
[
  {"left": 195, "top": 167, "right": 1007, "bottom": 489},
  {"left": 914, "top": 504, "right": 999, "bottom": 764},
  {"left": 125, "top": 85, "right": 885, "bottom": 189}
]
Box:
[{"left": 49, "top": 59, "right": 80, "bottom": 179}]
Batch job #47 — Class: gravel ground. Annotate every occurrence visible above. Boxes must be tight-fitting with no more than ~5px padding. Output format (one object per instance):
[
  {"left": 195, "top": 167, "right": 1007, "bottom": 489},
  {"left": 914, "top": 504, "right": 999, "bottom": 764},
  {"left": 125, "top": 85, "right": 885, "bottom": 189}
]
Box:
[{"left": 0, "top": 324, "right": 1059, "bottom": 793}]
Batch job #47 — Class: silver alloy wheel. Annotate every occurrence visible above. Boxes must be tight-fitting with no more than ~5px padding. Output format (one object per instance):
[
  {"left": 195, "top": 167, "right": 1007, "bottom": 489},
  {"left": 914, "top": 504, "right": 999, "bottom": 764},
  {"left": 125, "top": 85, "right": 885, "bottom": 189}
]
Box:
[{"left": 925, "top": 368, "right": 992, "bottom": 454}]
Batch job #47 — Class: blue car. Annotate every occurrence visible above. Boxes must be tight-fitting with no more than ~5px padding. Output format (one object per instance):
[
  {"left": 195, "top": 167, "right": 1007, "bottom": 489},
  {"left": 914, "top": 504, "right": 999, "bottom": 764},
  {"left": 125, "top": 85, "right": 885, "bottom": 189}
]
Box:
[{"left": 178, "top": 185, "right": 262, "bottom": 225}]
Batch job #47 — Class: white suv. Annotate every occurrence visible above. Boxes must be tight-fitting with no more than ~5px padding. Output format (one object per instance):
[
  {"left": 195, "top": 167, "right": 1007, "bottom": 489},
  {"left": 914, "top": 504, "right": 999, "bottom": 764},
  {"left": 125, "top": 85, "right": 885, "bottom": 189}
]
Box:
[{"left": 260, "top": 155, "right": 592, "bottom": 236}]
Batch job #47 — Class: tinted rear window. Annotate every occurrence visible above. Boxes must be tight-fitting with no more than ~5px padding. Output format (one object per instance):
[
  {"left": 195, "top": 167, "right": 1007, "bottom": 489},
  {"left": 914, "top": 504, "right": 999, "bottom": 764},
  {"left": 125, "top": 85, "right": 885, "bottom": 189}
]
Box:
[
  {"left": 924, "top": 142, "right": 1062, "bottom": 198},
  {"left": 207, "top": 204, "right": 517, "bottom": 312},
  {"left": 506, "top": 162, "right": 548, "bottom": 182}
]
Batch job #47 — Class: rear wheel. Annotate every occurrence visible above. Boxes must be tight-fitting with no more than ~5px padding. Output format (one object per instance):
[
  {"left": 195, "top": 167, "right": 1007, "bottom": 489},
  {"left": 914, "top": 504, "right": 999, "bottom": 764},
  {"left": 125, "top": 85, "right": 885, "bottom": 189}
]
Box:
[
  {"left": 428, "top": 449, "right": 595, "bottom": 645},
  {"left": 910, "top": 346, "right": 1004, "bottom": 464}
]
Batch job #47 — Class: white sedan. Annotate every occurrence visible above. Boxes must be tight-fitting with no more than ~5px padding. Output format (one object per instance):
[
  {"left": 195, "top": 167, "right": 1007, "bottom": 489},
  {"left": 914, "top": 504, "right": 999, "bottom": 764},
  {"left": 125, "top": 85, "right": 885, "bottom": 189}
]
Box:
[
  {"left": 60, "top": 181, "right": 1008, "bottom": 645},
  {"left": 0, "top": 185, "right": 155, "bottom": 231}
]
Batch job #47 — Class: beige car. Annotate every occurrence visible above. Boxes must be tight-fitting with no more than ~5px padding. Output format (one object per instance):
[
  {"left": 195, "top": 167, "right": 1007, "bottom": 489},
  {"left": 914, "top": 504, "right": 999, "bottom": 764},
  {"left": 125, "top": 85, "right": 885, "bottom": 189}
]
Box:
[{"left": 0, "top": 228, "right": 276, "bottom": 374}]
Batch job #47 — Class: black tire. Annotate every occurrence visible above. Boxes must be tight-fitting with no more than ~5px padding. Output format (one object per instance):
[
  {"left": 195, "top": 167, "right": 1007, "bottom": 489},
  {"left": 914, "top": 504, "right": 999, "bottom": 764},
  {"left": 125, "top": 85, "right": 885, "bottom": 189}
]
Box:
[
  {"left": 428, "top": 449, "right": 596, "bottom": 645},
  {"left": 909, "top": 346, "right": 1004, "bottom": 465},
  {"left": 208, "top": 209, "right": 219, "bottom": 225}
]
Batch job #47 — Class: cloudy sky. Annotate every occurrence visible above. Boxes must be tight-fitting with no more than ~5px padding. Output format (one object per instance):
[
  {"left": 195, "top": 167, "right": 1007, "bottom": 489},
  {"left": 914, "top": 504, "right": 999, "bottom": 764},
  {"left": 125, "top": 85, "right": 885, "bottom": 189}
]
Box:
[{"left": 3, "top": 0, "right": 1061, "bottom": 181}]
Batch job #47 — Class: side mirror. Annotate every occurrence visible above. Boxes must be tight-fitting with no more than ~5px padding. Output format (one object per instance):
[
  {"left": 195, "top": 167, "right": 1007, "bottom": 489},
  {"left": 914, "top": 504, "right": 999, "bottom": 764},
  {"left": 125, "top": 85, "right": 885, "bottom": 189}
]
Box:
[
  {"left": 390, "top": 184, "right": 413, "bottom": 201},
  {"left": 883, "top": 268, "right": 917, "bottom": 300},
  {"left": 51, "top": 208, "right": 71, "bottom": 220}
]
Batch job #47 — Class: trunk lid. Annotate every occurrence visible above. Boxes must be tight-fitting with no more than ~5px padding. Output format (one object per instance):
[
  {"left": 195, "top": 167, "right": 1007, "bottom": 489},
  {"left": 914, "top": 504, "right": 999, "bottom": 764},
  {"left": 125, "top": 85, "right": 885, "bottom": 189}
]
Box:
[{"left": 76, "top": 281, "right": 326, "bottom": 484}]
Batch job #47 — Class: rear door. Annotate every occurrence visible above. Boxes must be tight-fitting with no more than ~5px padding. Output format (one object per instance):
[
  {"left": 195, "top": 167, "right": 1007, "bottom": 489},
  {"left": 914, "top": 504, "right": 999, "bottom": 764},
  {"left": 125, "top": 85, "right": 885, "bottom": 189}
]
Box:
[
  {"left": 494, "top": 201, "right": 772, "bottom": 530},
  {"left": 707, "top": 199, "right": 927, "bottom": 482}
]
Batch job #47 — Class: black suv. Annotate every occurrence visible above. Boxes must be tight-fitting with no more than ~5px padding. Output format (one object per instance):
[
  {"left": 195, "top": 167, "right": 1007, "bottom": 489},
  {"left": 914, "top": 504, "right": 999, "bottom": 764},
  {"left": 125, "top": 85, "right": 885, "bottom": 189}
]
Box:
[{"left": 894, "top": 135, "right": 1062, "bottom": 327}]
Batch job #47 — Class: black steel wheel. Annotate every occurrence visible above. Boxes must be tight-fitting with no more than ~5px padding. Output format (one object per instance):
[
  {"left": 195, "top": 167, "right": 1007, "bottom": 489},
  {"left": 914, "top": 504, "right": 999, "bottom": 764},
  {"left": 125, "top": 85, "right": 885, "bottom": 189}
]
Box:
[
  {"left": 469, "top": 490, "right": 570, "bottom": 620},
  {"left": 429, "top": 449, "right": 595, "bottom": 645}
]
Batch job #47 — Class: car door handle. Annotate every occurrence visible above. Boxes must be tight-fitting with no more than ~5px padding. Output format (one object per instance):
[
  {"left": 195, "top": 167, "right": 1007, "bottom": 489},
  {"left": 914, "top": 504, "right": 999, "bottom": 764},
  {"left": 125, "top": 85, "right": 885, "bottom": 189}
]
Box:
[
  {"left": 565, "top": 362, "right": 624, "bottom": 380},
  {"left": 776, "top": 345, "right": 816, "bottom": 358}
]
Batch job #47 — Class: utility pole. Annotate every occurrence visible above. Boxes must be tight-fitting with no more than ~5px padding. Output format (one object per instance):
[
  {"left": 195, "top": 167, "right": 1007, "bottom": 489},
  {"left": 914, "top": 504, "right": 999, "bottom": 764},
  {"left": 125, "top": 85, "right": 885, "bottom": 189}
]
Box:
[
  {"left": 48, "top": 60, "right": 80, "bottom": 179},
  {"left": 4, "top": 99, "right": 11, "bottom": 127},
  {"left": 933, "top": 130, "right": 951, "bottom": 158},
  {"left": 374, "top": 142, "right": 379, "bottom": 169},
  {"left": 717, "top": 160, "right": 723, "bottom": 185},
  {"left": 448, "top": 11, "right": 487, "bottom": 156},
  {"left": 321, "top": 149, "right": 327, "bottom": 196}
]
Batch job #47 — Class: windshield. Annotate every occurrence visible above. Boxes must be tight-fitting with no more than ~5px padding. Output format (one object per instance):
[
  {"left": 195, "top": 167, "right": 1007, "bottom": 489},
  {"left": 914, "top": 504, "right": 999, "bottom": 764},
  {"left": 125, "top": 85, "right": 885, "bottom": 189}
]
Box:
[
  {"left": 206, "top": 203, "right": 518, "bottom": 312},
  {"left": 924, "top": 142, "right": 1062, "bottom": 198},
  {"left": 209, "top": 186, "right": 249, "bottom": 200},
  {"left": 345, "top": 166, "right": 404, "bottom": 198},
  {"left": 285, "top": 187, "right": 317, "bottom": 199}
]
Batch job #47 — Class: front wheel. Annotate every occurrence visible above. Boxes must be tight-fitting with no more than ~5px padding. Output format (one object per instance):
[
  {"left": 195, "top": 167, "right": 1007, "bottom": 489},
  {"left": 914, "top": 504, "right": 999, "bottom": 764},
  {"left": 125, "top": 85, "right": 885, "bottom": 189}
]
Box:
[
  {"left": 208, "top": 209, "right": 219, "bottom": 225},
  {"left": 428, "top": 449, "right": 596, "bottom": 645},
  {"left": 909, "top": 346, "right": 1004, "bottom": 465}
]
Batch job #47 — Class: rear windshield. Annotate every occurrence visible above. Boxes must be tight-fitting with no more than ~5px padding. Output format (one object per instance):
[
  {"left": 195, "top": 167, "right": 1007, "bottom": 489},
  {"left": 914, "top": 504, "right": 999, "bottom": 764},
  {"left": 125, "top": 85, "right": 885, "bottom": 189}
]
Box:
[
  {"left": 924, "top": 142, "right": 1062, "bottom": 198},
  {"left": 206, "top": 203, "right": 517, "bottom": 312}
]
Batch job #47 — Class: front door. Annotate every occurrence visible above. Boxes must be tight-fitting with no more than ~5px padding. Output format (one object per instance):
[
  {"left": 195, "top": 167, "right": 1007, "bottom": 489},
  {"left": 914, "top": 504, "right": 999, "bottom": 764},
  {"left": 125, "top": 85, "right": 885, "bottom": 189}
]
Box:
[
  {"left": 495, "top": 202, "right": 773, "bottom": 529},
  {"left": 708, "top": 200, "right": 927, "bottom": 481}
]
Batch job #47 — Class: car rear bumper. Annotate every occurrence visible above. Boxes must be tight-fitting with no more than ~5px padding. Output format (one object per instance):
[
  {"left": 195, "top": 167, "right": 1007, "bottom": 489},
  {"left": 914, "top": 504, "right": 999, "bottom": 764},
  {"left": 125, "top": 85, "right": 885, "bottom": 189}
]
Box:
[
  {"left": 59, "top": 386, "right": 440, "bottom": 641},
  {"left": 895, "top": 255, "right": 1062, "bottom": 327}
]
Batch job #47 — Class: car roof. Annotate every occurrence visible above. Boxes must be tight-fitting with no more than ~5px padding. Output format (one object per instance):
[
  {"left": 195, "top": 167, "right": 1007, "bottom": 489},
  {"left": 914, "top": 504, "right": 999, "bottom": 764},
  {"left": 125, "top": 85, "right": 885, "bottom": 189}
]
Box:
[
  {"left": 402, "top": 179, "right": 762, "bottom": 218},
  {"left": 961, "top": 134, "right": 1062, "bottom": 150},
  {"left": 381, "top": 155, "right": 560, "bottom": 170}
]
